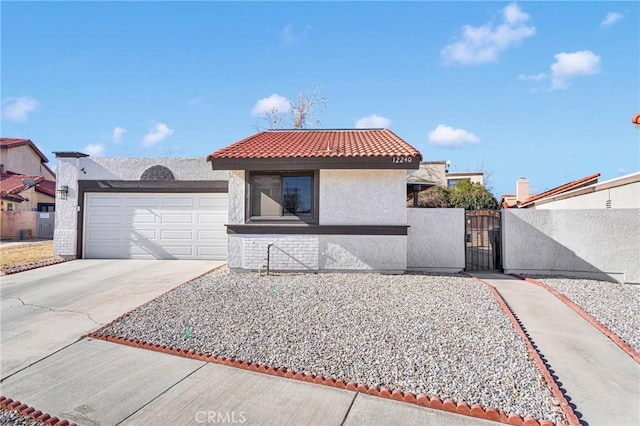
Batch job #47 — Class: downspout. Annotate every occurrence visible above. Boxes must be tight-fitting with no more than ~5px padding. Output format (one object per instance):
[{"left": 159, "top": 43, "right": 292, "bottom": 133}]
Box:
[{"left": 266, "top": 243, "right": 274, "bottom": 275}]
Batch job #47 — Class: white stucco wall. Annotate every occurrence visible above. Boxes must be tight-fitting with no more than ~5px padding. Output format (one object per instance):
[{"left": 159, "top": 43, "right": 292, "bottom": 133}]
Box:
[
  {"left": 407, "top": 208, "right": 465, "bottom": 272},
  {"left": 228, "top": 170, "right": 245, "bottom": 225},
  {"left": 536, "top": 181, "right": 640, "bottom": 210},
  {"left": 227, "top": 168, "right": 409, "bottom": 272},
  {"left": 319, "top": 169, "right": 406, "bottom": 225},
  {"left": 228, "top": 234, "right": 406, "bottom": 273},
  {"left": 502, "top": 209, "right": 640, "bottom": 284},
  {"left": 54, "top": 156, "right": 227, "bottom": 257}
]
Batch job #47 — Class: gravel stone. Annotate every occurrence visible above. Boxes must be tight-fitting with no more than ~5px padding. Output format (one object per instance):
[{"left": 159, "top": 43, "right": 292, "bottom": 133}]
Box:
[
  {"left": 0, "top": 409, "right": 46, "bottom": 426},
  {"left": 98, "top": 269, "right": 566, "bottom": 423},
  {"left": 530, "top": 275, "right": 640, "bottom": 353}
]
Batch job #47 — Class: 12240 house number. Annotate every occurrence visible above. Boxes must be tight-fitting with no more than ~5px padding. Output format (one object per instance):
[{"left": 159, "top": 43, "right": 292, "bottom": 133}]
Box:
[{"left": 392, "top": 156, "right": 413, "bottom": 164}]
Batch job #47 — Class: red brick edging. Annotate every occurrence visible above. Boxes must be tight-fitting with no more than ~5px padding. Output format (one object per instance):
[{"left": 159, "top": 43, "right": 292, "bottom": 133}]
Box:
[
  {"left": 512, "top": 274, "right": 640, "bottom": 364},
  {"left": 87, "top": 267, "right": 571, "bottom": 426},
  {"left": 0, "top": 395, "right": 77, "bottom": 426},
  {"left": 1, "top": 257, "right": 76, "bottom": 275},
  {"left": 469, "top": 275, "right": 581, "bottom": 426}
]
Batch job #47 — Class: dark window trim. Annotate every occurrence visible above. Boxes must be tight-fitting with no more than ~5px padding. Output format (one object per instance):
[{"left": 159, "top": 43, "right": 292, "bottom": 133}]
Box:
[
  {"left": 210, "top": 156, "right": 422, "bottom": 171},
  {"left": 226, "top": 224, "right": 408, "bottom": 236},
  {"left": 76, "top": 180, "right": 228, "bottom": 259},
  {"left": 246, "top": 171, "right": 319, "bottom": 224}
]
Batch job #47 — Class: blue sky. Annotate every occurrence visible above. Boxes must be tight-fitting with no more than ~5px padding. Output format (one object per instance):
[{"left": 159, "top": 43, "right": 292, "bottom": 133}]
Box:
[{"left": 2, "top": 1, "right": 638, "bottom": 198}]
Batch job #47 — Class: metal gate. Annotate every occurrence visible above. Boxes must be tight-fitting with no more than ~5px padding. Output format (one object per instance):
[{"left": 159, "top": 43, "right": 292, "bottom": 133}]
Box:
[
  {"left": 36, "top": 212, "right": 55, "bottom": 239},
  {"left": 465, "top": 210, "right": 501, "bottom": 271}
]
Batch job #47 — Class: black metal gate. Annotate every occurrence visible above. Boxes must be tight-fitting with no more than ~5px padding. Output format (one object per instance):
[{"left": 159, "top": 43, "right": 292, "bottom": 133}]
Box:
[{"left": 465, "top": 210, "right": 501, "bottom": 271}]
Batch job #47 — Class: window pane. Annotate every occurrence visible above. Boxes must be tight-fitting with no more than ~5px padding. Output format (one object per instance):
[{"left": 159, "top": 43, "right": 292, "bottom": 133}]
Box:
[
  {"left": 252, "top": 175, "right": 281, "bottom": 216},
  {"left": 282, "top": 175, "right": 312, "bottom": 216}
]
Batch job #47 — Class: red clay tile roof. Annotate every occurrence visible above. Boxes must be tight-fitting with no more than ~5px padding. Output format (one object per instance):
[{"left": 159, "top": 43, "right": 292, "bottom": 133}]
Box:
[
  {"left": 206, "top": 129, "right": 421, "bottom": 160},
  {"left": 0, "top": 174, "right": 45, "bottom": 202},
  {"left": 519, "top": 173, "right": 600, "bottom": 207},
  {"left": 35, "top": 179, "right": 56, "bottom": 197},
  {"left": 0, "top": 137, "right": 50, "bottom": 163}
]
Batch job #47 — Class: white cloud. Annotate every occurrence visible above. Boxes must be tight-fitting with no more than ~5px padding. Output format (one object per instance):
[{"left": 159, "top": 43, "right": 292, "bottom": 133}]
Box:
[
  {"left": 142, "top": 122, "right": 174, "bottom": 148},
  {"left": 2, "top": 96, "right": 39, "bottom": 122},
  {"left": 441, "top": 2, "right": 535, "bottom": 65},
  {"left": 251, "top": 93, "right": 291, "bottom": 117},
  {"left": 112, "top": 127, "right": 126, "bottom": 144},
  {"left": 83, "top": 144, "right": 105, "bottom": 157},
  {"left": 355, "top": 114, "right": 391, "bottom": 129},
  {"left": 428, "top": 124, "right": 480, "bottom": 147},
  {"left": 282, "top": 24, "right": 312, "bottom": 44},
  {"left": 601, "top": 12, "right": 623, "bottom": 28},
  {"left": 550, "top": 50, "right": 600, "bottom": 90}
]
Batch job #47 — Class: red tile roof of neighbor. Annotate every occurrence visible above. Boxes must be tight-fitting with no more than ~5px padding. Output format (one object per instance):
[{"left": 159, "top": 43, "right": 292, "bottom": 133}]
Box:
[
  {"left": 0, "top": 174, "right": 45, "bottom": 202},
  {"left": 206, "top": 129, "right": 421, "bottom": 160},
  {"left": 519, "top": 173, "right": 601, "bottom": 207},
  {"left": 35, "top": 179, "right": 56, "bottom": 197},
  {"left": 0, "top": 137, "right": 50, "bottom": 163}
]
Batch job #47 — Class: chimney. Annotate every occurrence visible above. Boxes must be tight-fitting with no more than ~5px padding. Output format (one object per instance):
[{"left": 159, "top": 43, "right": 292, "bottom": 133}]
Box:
[{"left": 516, "top": 177, "right": 530, "bottom": 202}]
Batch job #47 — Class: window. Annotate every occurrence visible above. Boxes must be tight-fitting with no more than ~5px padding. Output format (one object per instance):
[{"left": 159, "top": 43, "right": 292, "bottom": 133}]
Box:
[
  {"left": 37, "top": 203, "right": 55, "bottom": 212},
  {"left": 448, "top": 178, "right": 470, "bottom": 188},
  {"left": 7, "top": 203, "right": 13, "bottom": 211},
  {"left": 250, "top": 172, "right": 315, "bottom": 221}
]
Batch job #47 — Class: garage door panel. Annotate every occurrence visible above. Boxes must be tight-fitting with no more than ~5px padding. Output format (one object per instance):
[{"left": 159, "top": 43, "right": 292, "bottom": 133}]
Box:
[
  {"left": 160, "top": 213, "right": 193, "bottom": 224},
  {"left": 87, "top": 196, "right": 121, "bottom": 208},
  {"left": 197, "top": 213, "right": 227, "bottom": 224},
  {"left": 129, "top": 229, "right": 157, "bottom": 239},
  {"left": 160, "top": 229, "right": 193, "bottom": 240},
  {"left": 198, "top": 197, "right": 229, "bottom": 208},
  {"left": 125, "top": 197, "right": 158, "bottom": 207},
  {"left": 197, "top": 229, "right": 226, "bottom": 240},
  {"left": 86, "top": 214, "right": 121, "bottom": 225},
  {"left": 197, "top": 246, "right": 227, "bottom": 257},
  {"left": 126, "top": 213, "right": 159, "bottom": 224},
  {"left": 161, "top": 197, "right": 194, "bottom": 207},
  {"left": 86, "top": 229, "right": 121, "bottom": 241},
  {"left": 85, "top": 193, "right": 227, "bottom": 260}
]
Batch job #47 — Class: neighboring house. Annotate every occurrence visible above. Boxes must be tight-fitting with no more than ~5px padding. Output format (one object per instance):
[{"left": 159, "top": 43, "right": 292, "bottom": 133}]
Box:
[
  {"left": 0, "top": 138, "right": 56, "bottom": 212},
  {"left": 53, "top": 154, "right": 228, "bottom": 260},
  {"left": 206, "top": 128, "right": 422, "bottom": 273},
  {"left": 446, "top": 172, "right": 484, "bottom": 188},
  {"left": 0, "top": 138, "right": 57, "bottom": 239},
  {"left": 527, "top": 172, "right": 639, "bottom": 209},
  {"left": 407, "top": 161, "right": 484, "bottom": 189},
  {"left": 407, "top": 161, "right": 485, "bottom": 207},
  {"left": 501, "top": 173, "right": 601, "bottom": 209},
  {"left": 0, "top": 138, "right": 56, "bottom": 179}
]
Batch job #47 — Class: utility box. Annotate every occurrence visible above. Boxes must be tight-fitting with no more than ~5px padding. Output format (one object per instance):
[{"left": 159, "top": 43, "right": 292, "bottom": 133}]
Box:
[{"left": 19, "top": 229, "right": 33, "bottom": 240}]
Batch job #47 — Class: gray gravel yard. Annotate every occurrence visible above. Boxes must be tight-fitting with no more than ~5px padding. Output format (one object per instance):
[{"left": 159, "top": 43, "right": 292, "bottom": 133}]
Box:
[
  {"left": 97, "top": 269, "right": 566, "bottom": 423},
  {"left": 531, "top": 276, "right": 640, "bottom": 353}
]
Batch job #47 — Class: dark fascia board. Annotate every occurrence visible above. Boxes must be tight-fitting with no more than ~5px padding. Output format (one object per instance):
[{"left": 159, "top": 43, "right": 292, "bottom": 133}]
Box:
[
  {"left": 226, "top": 224, "right": 408, "bottom": 236},
  {"left": 78, "top": 180, "right": 228, "bottom": 192},
  {"left": 208, "top": 155, "right": 422, "bottom": 171},
  {"left": 54, "top": 151, "right": 90, "bottom": 158}
]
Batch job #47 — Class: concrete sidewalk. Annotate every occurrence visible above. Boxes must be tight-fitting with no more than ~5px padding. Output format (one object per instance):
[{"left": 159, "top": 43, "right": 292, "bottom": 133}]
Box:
[
  {"left": 1, "top": 338, "right": 494, "bottom": 426},
  {"left": 473, "top": 272, "right": 640, "bottom": 426}
]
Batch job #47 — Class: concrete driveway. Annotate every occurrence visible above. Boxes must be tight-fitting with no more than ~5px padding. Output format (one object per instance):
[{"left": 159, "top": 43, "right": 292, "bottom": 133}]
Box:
[{"left": 1, "top": 259, "right": 223, "bottom": 379}]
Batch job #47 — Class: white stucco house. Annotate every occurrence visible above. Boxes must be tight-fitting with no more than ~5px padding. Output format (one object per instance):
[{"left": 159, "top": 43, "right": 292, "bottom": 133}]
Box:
[{"left": 206, "top": 128, "right": 422, "bottom": 273}]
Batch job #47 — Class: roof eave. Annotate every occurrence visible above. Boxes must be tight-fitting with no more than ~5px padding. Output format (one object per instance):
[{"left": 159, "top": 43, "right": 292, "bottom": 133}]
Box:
[{"left": 207, "top": 155, "right": 422, "bottom": 171}]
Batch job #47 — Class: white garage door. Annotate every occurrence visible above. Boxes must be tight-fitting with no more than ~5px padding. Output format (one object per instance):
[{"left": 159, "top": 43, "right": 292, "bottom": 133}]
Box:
[{"left": 84, "top": 193, "right": 228, "bottom": 260}]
